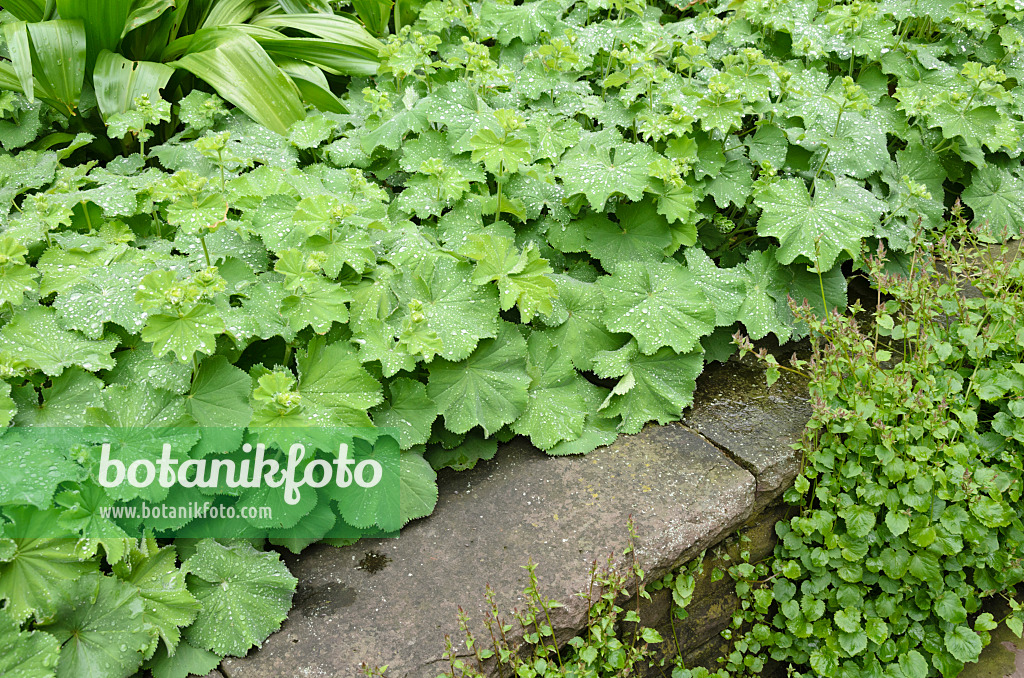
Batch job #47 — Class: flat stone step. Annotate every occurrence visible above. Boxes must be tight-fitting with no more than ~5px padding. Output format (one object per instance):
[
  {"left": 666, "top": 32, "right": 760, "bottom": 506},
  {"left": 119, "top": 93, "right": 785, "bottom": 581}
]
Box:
[
  {"left": 218, "top": 360, "right": 810, "bottom": 678},
  {"left": 964, "top": 631, "right": 1024, "bottom": 678}
]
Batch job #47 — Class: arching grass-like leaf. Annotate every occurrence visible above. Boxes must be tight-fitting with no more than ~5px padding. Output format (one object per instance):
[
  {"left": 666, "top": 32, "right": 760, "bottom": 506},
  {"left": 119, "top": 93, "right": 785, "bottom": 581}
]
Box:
[
  {"left": 3, "top": 0, "right": 47, "bottom": 22},
  {"left": 55, "top": 0, "right": 132, "bottom": 66},
  {"left": 93, "top": 50, "right": 174, "bottom": 121},
  {"left": 171, "top": 31, "right": 306, "bottom": 136},
  {"left": 25, "top": 20, "right": 87, "bottom": 116}
]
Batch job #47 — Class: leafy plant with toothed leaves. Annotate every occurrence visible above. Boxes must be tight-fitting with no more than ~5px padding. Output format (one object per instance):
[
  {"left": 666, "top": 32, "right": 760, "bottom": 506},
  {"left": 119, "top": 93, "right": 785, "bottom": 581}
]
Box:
[
  {"left": 3, "top": 0, "right": 1024, "bottom": 674},
  {"left": 682, "top": 212, "right": 1024, "bottom": 678}
]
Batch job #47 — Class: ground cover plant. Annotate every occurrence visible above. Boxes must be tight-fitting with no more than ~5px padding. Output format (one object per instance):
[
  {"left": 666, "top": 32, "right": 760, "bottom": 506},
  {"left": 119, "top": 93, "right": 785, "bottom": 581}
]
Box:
[
  {"left": 2, "top": 0, "right": 1024, "bottom": 674},
  {"left": 697, "top": 220, "right": 1024, "bottom": 677},
  {"left": 426, "top": 221, "right": 1024, "bottom": 678}
]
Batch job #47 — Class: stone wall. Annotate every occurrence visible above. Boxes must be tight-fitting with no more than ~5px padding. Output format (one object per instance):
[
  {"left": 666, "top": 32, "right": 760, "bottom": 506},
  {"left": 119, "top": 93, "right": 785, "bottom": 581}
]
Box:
[{"left": 214, "top": 358, "right": 810, "bottom": 678}]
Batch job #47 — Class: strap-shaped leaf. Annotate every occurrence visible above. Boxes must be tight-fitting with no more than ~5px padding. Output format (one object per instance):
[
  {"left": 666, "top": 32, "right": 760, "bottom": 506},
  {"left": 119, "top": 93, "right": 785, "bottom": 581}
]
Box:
[
  {"left": 2, "top": 21, "right": 35, "bottom": 101},
  {"left": 279, "top": 61, "right": 347, "bottom": 113},
  {"left": 200, "top": 0, "right": 259, "bottom": 28},
  {"left": 250, "top": 12, "right": 382, "bottom": 54},
  {"left": 25, "top": 20, "right": 87, "bottom": 116},
  {"left": 55, "top": 0, "right": 132, "bottom": 66},
  {"left": 123, "top": 0, "right": 175, "bottom": 37},
  {"left": 350, "top": 0, "right": 393, "bottom": 35},
  {"left": 93, "top": 50, "right": 174, "bottom": 122},
  {"left": 251, "top": 36, "right": 380, "bottom": 76},
  {"left": 3, "top": 0, "right": 47, "bottom": 21},
  {"left": 172, "top": 30, "right": 306, "bottom": 136}
]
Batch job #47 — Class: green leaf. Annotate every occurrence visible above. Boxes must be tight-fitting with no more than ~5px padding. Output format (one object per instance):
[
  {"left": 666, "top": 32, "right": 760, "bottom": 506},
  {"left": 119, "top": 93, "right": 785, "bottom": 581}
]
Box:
[
  {"left": 963, "top": 166, "right": 1024, "bottom": 240},
  {"left": 333, "top": 439, "right": 437, "bottom": 531},
  {"left": 469, "top": 129, "right": 532, "bottom": 175},
  {"left": 281, "top": 277, "right": 352, "bottom": 334},
  {"left": 704, "top": 155, "right": 754, "bottom": 208},
  {"left": 584, "top": 198, "right": 672, "bottom": 273},
  {"left": 555, "top": 137, "right": 659, "bottom": 211},
  {"left": 0, "top": 606, "right": 61, "bottom": 678},
  {"left": 425, "top": 431, "right": 498, "bottom": 471},
  {"left": 933, "top": 591, "right": 968, "bottom": 624},
  {"left": 0, "top": 508, "right": 97, "bottom": 622},
  {"left": 865, "top": 618, "right": 889, "bottom": 644},
  {"left": 541, "top": 274, "right": 628, "bottom": 373},
  {"left": 736, "top": 249, "right": 791, "bottom": 342},
  {"left": 93, "top": 50, "right": 174, "bottom": 122},
  {"left": 105, "top": 334, "right": 192, "bottom": 395},
  {"left": 746, "top": 124, "right": 789, "bottom": 168},
  {"left": 398, "top": 452, "right": 439, "bottom": 526},
  {"left": 512, "top": 333, "right": 606, "bottom": 450},
  {"left": 384, "top": 257, "right": 500, "bottom": 362},
  {"left": 884, "top": 510, "right": 910, "bottom": 536},
  {"left": 145, "top": 640, "right": 221, "bottom": 678},
  {"left": 11, "top": 367, "right": 102, "bottom": 427},
  {"left": 20, "top": 20, "right": 87, "bottom": 116},
  {"left": 898, "top": 650, "right": 928, "bottom": 678},
  {"left": 598, "top": 260, "right": 715, "bottom": 355},
  {"left": 460, "top": 234, "right": 557, "bottom": 322},
  {"left": 594, "top": 341, "right": 704, "bottom": 435},
  {"left": 0, "top": 431, "right": 86, "bottom": 509},
  {"left": 186, "top": 355, "right": 252, "bottom": 427},
  {"left": 172, "top": 31, "right": 306, "bottom": 137},
  {"left": 287, "top": 113, "right": 336, "bottom": 150},
  {"left": 371, "top": 377, "right": 438, "bottom": 450},
  {"left": 296, "top": 336, "right": 383, "bottom": 426},
  {"left": 351, "top": 0, "right": 392, "bottom": 35},
  {"left": 755, "top": 177, "right": 882, "bottom": 269},
  {"left": 0, "top": 239, "right": 38, "bottom": 306},
  {"left": 840, "top": 504, "right": 876, "bottom": 537},
  {"left": 480, "top": 0, "right": 561, "bottom": 45},
  {"left": 427, "top": 321, "right": 530, "bottom": 436},
  {"left": 971, "top": 495, "right": 1014, "bottom": 528},
  {"left": 927, "top": 103, "right": 1004, "bottom": 150},
  {"left": 907, "top": 549, "right": 942, "bottom": 584},
  {"left": 183, "top": 540, "right": 297, "bottom": 657},
  {"left": 247, "top": 18, "right": 381, "bottom": 77},
  {"left": 834, "top": 607, "right": 861, "bottom": 633},
  {"left": 2, "top": 0, "right": 46, "bottom": 21},
  {"left": 944, "top": 626, "right": 983, "bottom": 663},
  {"left": 141, "top": 304, "right": 225, "bottom": 363},
  {"left": 39, "top": 573, "right": 154, "bottom": 678},
  {"left": 0, "top": 306, "right": 118, "bottom": 376},
  {"left": 112, "top": 541, "right": 200, "bottom": 653},
  {"left": 55, "top": 0, "right": 130, "bottom": 65},
  {"left": 684, "top": 247, "right": 744, "bottom": 328}
]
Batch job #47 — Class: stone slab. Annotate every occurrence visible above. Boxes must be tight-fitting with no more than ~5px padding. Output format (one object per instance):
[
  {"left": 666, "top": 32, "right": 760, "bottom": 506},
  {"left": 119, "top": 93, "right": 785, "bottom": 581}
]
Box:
[
  {"left": 684, "top": 360, "right": 809, "bottom": 511},
  {"left": 962, "top": 597, "right": 1024, "bottom": 678},
  {"left": 639, "top": 500, "right": 791, "bottom": 675},
  {"left": 220, "top": 424, "right": 755, "bottom": 678}
]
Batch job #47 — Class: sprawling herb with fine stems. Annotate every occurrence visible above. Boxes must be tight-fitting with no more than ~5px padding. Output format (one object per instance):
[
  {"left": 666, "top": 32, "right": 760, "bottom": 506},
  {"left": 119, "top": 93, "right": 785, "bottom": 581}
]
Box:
[{"left": 706, "top": 217, "right": 1024, "bottom": 677}]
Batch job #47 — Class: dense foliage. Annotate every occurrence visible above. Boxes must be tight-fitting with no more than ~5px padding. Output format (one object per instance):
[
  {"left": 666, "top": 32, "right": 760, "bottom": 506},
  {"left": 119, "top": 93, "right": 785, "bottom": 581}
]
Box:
[
  {"left": 0, "top": 0, "right": 381, "bottom": 139},
  {"left": 710, "top": 224, "right": 1024, "bottom": 678},
  {"left": 2, "top": 0, "right": 1024, "bottom": 674}
]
